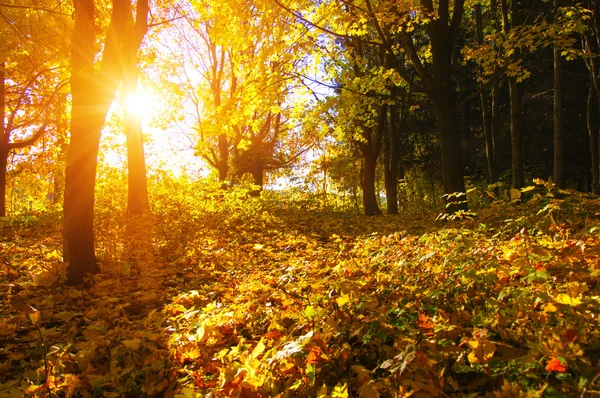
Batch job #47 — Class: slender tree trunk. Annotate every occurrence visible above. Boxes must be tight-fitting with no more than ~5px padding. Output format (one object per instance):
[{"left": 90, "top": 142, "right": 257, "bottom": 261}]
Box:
[
  {"left": 122, "top": 1, "right": 149, "bottom": 215},
  {"left": 217, "top": 133, "right": 229, "bottom": 184},
  {"left": 384, "top": 102, "right": 399, "bottom": 215},
  {"left": 0, "top": 64, "right": 6, "bottom": 217},
  {"left": 588, "top": 83, "right": 599, "bottom": 192},
  {"left": 501, "top": 0, "right": 525, "bottom": 189},
  {"left": 491, "top": 81, "right": 501, "bottom": 181},
  {"left": 553, "top": 0, "right": 565, "bottom": 188},
  {"left": 475, "top": 4, "right": 498, "bottom": 183},
  {"left": 123, "top": 65, "right": 149, "bottom": 215},
  {"left": 0, "top": 149, "right": 7, "bottom": 218},
  {"left": 508, "top": 78, "right": 525, "bottom": 188}
]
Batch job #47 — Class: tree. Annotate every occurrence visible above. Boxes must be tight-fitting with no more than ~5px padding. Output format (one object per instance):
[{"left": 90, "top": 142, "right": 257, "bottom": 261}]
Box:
[
  {"left": 0, "top": 0, "right": 69, "bottom": 217},
  {"left": 157, "top": 0, "right": 314, "bottom": 188},
  {"left": 64, "top": 0, "right": 149, "bottom": 285}
]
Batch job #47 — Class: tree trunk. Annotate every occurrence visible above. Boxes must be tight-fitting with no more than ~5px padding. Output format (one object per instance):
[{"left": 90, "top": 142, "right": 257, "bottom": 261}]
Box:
[
  {"left": 475, "top": 4, "right": 498, "bottom": 183},
  {"left": 0, "top": 149, "right": 7, "bottom": 218},
  {"left": 433, "top": 91, "right": 467, "bottom": 211},
  {"left": 427, "top": 0, "right": 467, "bottom": 211},
  {"left": 588, "top": 83, "right": 599, "bottom": 192},
  {"left": 362, "top": 149, "right": 381, "bottom": 216},
  {"left": 501, "top": 0, "right": 525, "bottom": 189},
  {"left": 508, "top": 77, "right": 525, "bottom": 189},
  {"left": 217, "top": 133, "right": 229, "bottom": 184},
  {"left": 125, "top": 100, "right": 149, "bottom": 215},
  {"left": 491, "top": 81, "right": 501, "bottom": 182},
  {"left": 383, "top": 105, "right": 399, "bottom": 215},
  {"left": 64, "top": 0, "right": 129, "bottom": 285},
  {"left": 0, "top": 64, "right": 6, "bottom": 217},
  {"left": 553, "top": 0, "right": 565, "bottom": 188},
  {"left": 123, "top": 1, "right": 149, "bottom": 215}
]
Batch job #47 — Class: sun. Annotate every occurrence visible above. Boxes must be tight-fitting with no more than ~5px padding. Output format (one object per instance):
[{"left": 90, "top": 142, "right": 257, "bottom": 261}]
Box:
[{"left": 123, "top": 91, "right": 154, "bottom": 119}]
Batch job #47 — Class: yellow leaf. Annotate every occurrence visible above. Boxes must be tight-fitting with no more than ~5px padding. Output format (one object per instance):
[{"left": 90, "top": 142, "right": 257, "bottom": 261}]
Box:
[
  {"left": 332, "top": 382, "right": 349, "bottom": 398},
  {"left": 33, "top": 270, "right": 56, "bottom": 286},
  {"left": 555, "top": 294, "right": 582, "bottom": 306},
  {"left": 251, "top": 339, "right": 266, "bottom": 359},
  {"left": 468, "top": 340, "right": 496, "bottom": 365},
  {"left": 336, "top": 294, "right": 351, "bottom": 307},
  {"left": 253, "top": 244, "right": 264, "bottom": 250},
  {"left": 121, "top": 338, "right": 142, "bottom": 350},
  {"left": 541, "top": 303, "right": 558, "bottom": 313},
  {"left": 316, "top": 384, "right": 329, "bottom": 397}
]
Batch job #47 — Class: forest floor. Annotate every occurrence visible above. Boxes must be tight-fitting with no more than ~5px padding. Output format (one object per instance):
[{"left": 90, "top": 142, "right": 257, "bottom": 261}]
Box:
[{"left": 1, "top": 192, "right": 600, "bottom": 397}]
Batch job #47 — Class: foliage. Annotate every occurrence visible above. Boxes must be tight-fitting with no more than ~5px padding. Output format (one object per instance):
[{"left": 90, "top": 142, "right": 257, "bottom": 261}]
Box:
[{"left": 2, "top": 187, "right": 600, "bottom": 396}]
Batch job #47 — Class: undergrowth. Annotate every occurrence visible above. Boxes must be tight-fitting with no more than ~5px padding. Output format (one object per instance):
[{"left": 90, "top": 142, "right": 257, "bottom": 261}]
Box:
[{"left": 1, "top": 184, "right": 600, "bottom": 397}]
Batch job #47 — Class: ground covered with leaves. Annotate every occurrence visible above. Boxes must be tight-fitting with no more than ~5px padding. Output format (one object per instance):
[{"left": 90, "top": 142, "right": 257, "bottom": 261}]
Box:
[{"left": 1, "top": 190, "right": 600, "bottom": 397}]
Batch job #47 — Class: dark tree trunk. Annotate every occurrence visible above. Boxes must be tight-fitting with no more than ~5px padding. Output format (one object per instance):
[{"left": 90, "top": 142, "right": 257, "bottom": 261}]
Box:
[
  {"left": 0, "top": 64, "right": 6, "bottom": 218},
  {"left": 476, "top": 4, "right": 498, "bottom": 183},
  {"left": 64, "top": 0, "right": 131, "bottom": 285},
  {"left": 432, "top": 91, "right": 467, "bottom": 211},
  {"left": 553, "top": 0, "right": 565, "bottom": 188},
  {"left": 491, "top": 81, "right": 501, "bottom": 182},
  {"left": 508, "top": 78, "right": 525, "bottom": 189},
  {"left": 360, "top": 104, "right": 385, "bottom": 216},
  {"left": 588, "top": 83, "right": 599, "bottom": 192},
  {"left": 424, "top": 0, "right": 467, "bottom": 211},
  {"left": 383, "top": 103, "right": 399, "bottom": 215},
  {"left": 217, "top": 133, "right": 229, "bottom": 184},
  {"left": 0, "top": 149, "right": 7, "bottom": 218},
  {"left": 502, "top": 0, "right": 525, "bottom": 189},
  {"left": 362, "top": 149, "right": 381, "bottom": 216}
]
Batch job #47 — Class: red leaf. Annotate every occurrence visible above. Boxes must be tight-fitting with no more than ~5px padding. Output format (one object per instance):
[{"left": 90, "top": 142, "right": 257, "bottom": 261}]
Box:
[
  {"left": 265, "top": 330, "right": 283, "bottom": 340},
  {"left": 565, "top": 329, "right": 578, "bottom": 342},
  {"left": 545, "top": 356, "right": 567, "bottom": 372}
]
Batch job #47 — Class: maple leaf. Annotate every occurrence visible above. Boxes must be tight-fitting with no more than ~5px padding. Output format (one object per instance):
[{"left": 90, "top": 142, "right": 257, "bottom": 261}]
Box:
[{"left": 545, "top": 356, "right": 567, "bottom": 372}]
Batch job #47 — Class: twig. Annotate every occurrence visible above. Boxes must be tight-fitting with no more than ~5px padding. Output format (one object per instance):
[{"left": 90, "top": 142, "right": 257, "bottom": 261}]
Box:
[{"left": 581, "top": 369, "right": 600, "bottom": 397}]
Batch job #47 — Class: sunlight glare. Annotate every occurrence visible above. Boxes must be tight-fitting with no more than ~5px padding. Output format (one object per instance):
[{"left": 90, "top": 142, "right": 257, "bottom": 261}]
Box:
[{"left": 124, "top": 91, "right": 153, "bottom": 118}]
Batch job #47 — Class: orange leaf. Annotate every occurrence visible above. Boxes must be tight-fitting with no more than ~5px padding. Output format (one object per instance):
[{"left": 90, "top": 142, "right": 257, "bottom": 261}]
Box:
[
  {"left": 265, "top": 330, "right": 283, "bottom": 340},
  {"left": 307, "top": 347, "right": 323, "bottom": 364},
  {"left": 545, "top": 356, "right": 567, "bottom": 372}
]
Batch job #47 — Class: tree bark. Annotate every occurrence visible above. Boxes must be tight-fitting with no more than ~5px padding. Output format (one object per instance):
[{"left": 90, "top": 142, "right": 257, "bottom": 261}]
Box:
[
  {"left": 122, "top": 0, "right": 149, "bottom": 215},
  {"left": 64, "top": 0, "right": 130, "bottom": 285},
  {"left": 360, "top": 104, "right": 385, "bottom": 216},
  {"left": 553, "top": 0, "right": 565, "bottom": 188},
  {"left": 508, "top": 78, "right": 525, "bottom": 188},
  {"left": 362, "top": 148, "right": 381, "bottom": 216},
  {"left": 383, "top": 112, "right": 398, "bottom": 215},
  {"left": 501, "top": 0, "right": 525, "bottom": 189},
  {"left": 422, "top": 0, "right": 467, "bottom": 211},
  {"left": 475, "top": 4, "right": 498, "bottom": 183},
  {"left": 0, "top": 64, "right": 6, "bottom": 217},
  {"left": 0, "top": 149, "right": 7, "bottom": 218},
  {"left": 384, "top": 76, "right": 401, "bottom": 214},
  {"left": 588, "top": 82, "right": 599, "bottom": 192}
]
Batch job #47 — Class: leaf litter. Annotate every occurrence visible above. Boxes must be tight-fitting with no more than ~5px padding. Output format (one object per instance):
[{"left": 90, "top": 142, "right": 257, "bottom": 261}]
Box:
[{"left": 1, "top": 195, "right": 600, "bottom": 397}]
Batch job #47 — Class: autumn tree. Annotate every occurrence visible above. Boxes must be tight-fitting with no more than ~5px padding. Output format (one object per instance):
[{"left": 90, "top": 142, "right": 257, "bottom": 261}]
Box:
[
  {"left": 156, "top": 0, "right": 315, "bottom": 188},
  {"left": 0, "top": 1, "right": 70, "bottom": 217},
  {"left": 64, "top": 0, "right": 149, "bottom": 285}
]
